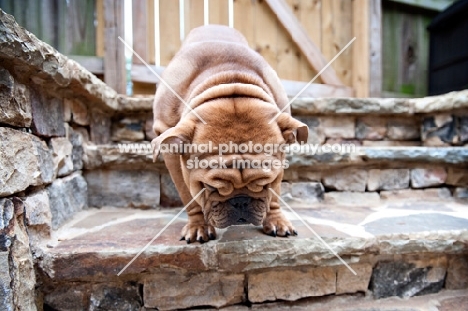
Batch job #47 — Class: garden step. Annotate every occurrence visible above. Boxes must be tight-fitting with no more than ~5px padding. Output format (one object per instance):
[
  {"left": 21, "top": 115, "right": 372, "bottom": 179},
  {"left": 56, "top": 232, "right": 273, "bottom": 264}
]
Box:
[
  {"left": 39, "top": 198, "right": 468, "bottom": 310},
  {"left": 84, "top": 144, "right": 468, "bottom": 170}
]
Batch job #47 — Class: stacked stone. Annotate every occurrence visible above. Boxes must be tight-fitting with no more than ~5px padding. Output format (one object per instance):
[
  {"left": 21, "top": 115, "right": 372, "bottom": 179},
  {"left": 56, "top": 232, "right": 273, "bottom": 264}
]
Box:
[{"left": 0, "top": 67, "right": 89, "bottom": 310}]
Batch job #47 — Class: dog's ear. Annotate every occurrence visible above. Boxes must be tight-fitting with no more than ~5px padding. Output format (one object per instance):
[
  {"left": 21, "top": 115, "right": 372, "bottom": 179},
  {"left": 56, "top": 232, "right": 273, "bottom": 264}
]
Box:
[
  {"left": 276, "top": 113, "right": 309, "bottom": 144},
  {"left": 151, "top": 121, "right": 195, "bottom": 162}
]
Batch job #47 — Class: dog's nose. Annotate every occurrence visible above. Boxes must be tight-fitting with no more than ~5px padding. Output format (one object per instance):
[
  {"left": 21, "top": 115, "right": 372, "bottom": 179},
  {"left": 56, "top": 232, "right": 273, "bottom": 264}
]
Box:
[{"left": 228, "top": 196, "right": 251, "bottom": 210}]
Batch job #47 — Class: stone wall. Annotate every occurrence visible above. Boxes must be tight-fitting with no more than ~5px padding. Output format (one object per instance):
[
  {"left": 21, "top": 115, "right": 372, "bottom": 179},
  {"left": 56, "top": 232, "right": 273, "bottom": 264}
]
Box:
[{"left": 105, "top": 93, "right": 468, "bottom": 208}]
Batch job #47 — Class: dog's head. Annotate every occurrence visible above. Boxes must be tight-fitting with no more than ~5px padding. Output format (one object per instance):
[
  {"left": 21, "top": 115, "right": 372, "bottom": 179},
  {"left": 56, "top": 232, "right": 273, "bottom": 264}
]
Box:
[{"left": 152, "top": 98, "right": 307, "bottom": 228}]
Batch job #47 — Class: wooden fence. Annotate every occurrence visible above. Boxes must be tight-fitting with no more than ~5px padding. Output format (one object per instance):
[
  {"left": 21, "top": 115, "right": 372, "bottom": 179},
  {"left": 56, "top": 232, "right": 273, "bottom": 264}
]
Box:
[
  {"left": 1, "top": 0, "right": 386, "bottom": 98},
  {"left": 124, "top": 0, "right": 382, "bottom": 97}
]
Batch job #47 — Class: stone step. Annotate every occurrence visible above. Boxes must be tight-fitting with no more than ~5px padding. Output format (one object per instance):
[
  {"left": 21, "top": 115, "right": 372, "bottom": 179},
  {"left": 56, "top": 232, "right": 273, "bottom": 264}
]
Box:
[
  {"left": 38, "top": 198, "right": 468, "bottom": 310},
  {"left": 82, "top": 143, "right": 468, "bottom": 209},
  {"left": 84, "top": 144, "right": 468, "bottom": 170}
]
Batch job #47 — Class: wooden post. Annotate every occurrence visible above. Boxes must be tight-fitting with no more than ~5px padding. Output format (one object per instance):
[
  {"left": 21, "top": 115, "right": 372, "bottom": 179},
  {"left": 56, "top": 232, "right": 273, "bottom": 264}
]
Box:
[
  {"left": 265, "top": 0, "right": 344, "bottom": 86},
  {"left": 104, "top": 0, "right": 126, "bottom": 94},
  {"left": 352, "top": 0, "right": 382, "bottom": 97},
  {"left": 132, "top": 0, "right": 150, "bottom": 64},
  {"left": 369, "top": 0, "right": 382, "bottom": 97}
]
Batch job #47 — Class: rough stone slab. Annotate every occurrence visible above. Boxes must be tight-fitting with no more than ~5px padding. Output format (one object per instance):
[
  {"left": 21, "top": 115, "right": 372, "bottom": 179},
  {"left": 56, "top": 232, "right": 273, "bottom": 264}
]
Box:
[
  {"left": 23, "top": 189, "right": 51, "bottom": 243},
  {"left": 30, "top": 88, "right": 65, "bottom": 137},
  {"left": 446, "top": 168, "right": 468, "bottom": 186},
  {"left": 243, "top": 289, "right": 468, "bottom": 311},
  {"left": 360, "top": 147, "right": 468, "bottom": 164},
  {"left": 145, "top": 117, "right": 157, "bottom": 141},
  {"left": 69, "top": 127, "right": 84, "bottom": 171},
  {"left": 65, "top": 98, "right": 89, "bottom": 126},
  {"left": 43, "top": 283, "right": 90, "bottom": 311},
  {"left": 90, "top": 283, "right": 142, "bottom": 311},
  {"left": 386, "top": 118, "right": 420, "bottom": 140},
  {"left": 322, "top": 169, "right": 368, "bottom": 191},
  {"left": 325, "top": 191, "right": 380, "bottom": 206},
  {"left": 292, "top": 97, "right": 415, "bottom": 115},
  {"left": 49, "top": 137, "right": 74, "bottom": 177},
  {"left": 367, "top": 169, "right": 409, "bottom": 191},
  {"left": 248, "top": 267, "right": 336, "bottom": 303},
  {"left": 321, "top": 116, "right": 355, "bottom": 139},
  {"left": 7, "top": 198, "right": 37, "bottom": 310},
  {"left": 411, "top": 168, "right": 447, "bottom": 188},
  {"left": 370, "top": 261, "right": 445, "bottom": 299},
  {"left": 0, "top": 127, "right": 54, "bottom": 196},
  {"left": 0, "top": 198, "right": 14, "bottom": 233},
  {"left": 47, "top": 172, "right": 87, "bottom": 230},
  {"left": 111, "top": 118, "right": 145, "bottom": 142},
  {"left": 117, "top": 95, "right": 153, "bottom": 113},
  {"left": 336, "top": 263, "right": 373, "bottom": 295},
  {"left": 380, "top": 188, "right": 452, "bottom": 201},
  {"left": 0, "top": 251, "right": 12, "bottom": 311},
  {"left": 454, "top": 187, "right": 468, "bottom": 199},
  {"left": 83, "top": 144, "right": 157, "bottom": 170},
  {"left": 0, "top": 67, "right": 31, "bottom": 127},
  {"left": 85, "top": 169, "right": 160, "bottom": 208},
  {"left": 362, "top": 140, "right": 422, "bottom": 146},
  {"left": 144, "top": 272, "right": 244, "bottom": 310},
  {"left": 356, "top": 116, "right": 387, "bottom": 140},
  {"left": 84, "top": 145, "right": 468, "bottom": 171},
  {"left": 121, "top": 90, "right": 468, "bottom": 116},
  {"left": 296, "top": 116, "right": 325, "bottom": 144},
  {"left": 288, "top": 182, "right": 324, "bottom": 203},
  {"left": 291, "top": 90, "right": 468, "bottom": 115},
  {"left": 364, "top": 213, "right": 468, "bottom": 236},
  {"left": 446, "top": 257, "right": 468, "bottom": 290},
  {"left": 90, "top": 110, "right": 111, "bottom": 144},
  {"left": 39, "top": 198, "right": 468, "bottom": 280}
]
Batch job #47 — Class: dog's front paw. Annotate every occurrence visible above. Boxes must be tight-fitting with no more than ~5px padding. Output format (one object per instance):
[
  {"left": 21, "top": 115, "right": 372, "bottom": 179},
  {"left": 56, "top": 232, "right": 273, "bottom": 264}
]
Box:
[
  {"left": 263, "top": 211, "right": 297, "bottom": 237},
  {"left": 180, "top": 222, "right": 217, "bottom": 244}
]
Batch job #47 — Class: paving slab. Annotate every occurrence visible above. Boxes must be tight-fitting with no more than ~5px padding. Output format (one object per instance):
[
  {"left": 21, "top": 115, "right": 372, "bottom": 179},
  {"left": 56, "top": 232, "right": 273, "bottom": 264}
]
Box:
[{"left": 40, "top": 199, "right": 468, "bottom": 280}]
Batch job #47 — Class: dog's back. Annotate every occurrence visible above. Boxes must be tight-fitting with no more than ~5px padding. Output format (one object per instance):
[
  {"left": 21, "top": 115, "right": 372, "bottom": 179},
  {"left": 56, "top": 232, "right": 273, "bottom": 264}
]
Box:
[{"left": 182, "top": 24, "right": 248, "bottom": 46}]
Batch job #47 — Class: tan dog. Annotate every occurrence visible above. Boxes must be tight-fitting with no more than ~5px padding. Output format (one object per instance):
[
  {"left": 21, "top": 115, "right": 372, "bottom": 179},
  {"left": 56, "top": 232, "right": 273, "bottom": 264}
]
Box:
[{"left": 152, "top": 25, "right": 308, "bottom": 243}]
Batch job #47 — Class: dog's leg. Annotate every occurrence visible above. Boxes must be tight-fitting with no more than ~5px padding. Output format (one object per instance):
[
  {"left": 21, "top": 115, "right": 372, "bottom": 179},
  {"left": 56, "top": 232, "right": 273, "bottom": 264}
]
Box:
[
  {"left": 263, "top": 176, "right": 297, "bottom": 237},
  {"left": 163, "top": 153, "right": 216, "bottom": 243}
]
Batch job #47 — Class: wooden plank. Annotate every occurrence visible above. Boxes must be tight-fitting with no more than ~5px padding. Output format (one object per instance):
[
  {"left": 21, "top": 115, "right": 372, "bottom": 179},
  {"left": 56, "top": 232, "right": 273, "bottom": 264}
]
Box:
[
  {"left": 265, "top": 0, "right": 344, "bottom": 86},
  {"left": 68, "top": 55, "right": 104, "bottom": 75},
  {"left": 233, "top": 0, "right": 256, "bottom": 46},
  {"left": 322, "top": 0, "right": 353, "bottom": 87},
  {"left": 282, "top": 79, "right": 354, "bottom": 98},
  {"left": 184, "top": 0, "right": 204, "bottom": 36},
  {"left": 209, "top": 0, "right": 229, "bottom": 25},
  {"left": 159, "top": 0, "right": 181, "bottom": 66},
  {"left": 131, "top": 64, "right": 164, "bottom": 85},
  {"left": 104, "top": 0, "right": 126, "bottom": 94},
  {"left": 147, "top": 0, "right": 156, "bottom": 64},
  {"left": 131, "top": 65, "right": 353, "bottom": 97},
  {"left": 297, "top": 0, "right": 322, "bottom": 82},
  {"left": 255, "top": 0, "right": 278, "bottom": 71},
  {"left": 276, "top": 0, "right": 301, "bottom": 81},
  {"left": 132, "top": 0, "right": 149, "bottom": 64},
  {"left": 96, "top": 0, "right": 105, "bottom": 57},
  {"left": 352, "top": 0, "right": 370, "bottom": 97},
  {"left": 369, "top": 0, "right": 382, "bottom": 97},
  {"left": 40, "top": 0, "right": 57, "bottom": 48}
]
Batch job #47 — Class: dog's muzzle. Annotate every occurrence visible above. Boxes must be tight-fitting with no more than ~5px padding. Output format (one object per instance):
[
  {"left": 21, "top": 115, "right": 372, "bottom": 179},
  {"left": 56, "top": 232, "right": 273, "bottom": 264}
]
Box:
[{"left": 208, "top": 195, "right": 266, "bottom": 228}]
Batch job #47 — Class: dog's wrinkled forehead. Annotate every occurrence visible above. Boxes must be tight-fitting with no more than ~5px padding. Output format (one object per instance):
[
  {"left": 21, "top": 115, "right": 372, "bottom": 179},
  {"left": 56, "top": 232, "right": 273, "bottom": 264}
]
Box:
[{"left": 192, "top": 98, "right": 283, "bottom": 145}]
